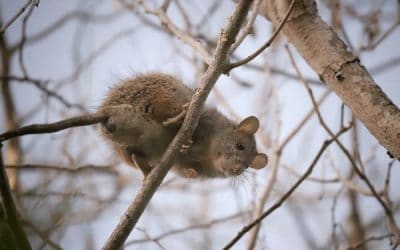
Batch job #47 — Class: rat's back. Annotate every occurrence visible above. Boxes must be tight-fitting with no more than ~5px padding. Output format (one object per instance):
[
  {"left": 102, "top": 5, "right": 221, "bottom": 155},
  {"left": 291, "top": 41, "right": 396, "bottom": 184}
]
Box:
[
  {"left": 97, "top": 73, "right": 192, "bottom": 170},
  {"left": 99, "top": 72, "right": 192, "bottom": 123}
]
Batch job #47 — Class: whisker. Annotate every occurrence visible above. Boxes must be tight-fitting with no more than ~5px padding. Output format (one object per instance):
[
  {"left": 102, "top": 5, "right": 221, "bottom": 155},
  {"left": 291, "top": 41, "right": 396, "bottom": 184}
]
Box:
[{"left": 241, "top": 170, "right": 257, "bottom": 195}]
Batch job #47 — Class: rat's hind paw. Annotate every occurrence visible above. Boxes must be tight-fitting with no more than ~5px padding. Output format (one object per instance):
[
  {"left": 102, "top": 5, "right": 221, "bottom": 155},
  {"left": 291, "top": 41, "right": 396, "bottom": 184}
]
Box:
[
  {"left": 162, "top": 103, "right": 189, "bottom": 127},
  {"left": 183, "top": 168, "right": 198, "bottom": 178}
]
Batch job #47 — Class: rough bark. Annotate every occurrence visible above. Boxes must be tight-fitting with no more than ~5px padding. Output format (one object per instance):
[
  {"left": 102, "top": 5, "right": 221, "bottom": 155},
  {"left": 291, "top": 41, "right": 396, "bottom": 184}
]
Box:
[{"left": 259, "top": 0, "right": 400, "bottom": 158}]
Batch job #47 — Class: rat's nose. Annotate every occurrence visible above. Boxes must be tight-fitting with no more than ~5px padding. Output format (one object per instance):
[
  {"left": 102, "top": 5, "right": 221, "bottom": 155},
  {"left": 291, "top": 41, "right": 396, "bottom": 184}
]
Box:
[{"left": 232, "top": 163, "right": 245, "bottom": 174}]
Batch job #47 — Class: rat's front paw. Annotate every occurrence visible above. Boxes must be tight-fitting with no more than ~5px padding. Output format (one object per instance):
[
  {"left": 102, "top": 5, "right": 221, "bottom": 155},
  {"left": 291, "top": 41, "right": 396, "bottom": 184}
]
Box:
[
  {"left": 183, "top": 168, "right": 198, "bottom": 178},
  {"left": 180, "top": 139, "right": 193, "bottom": 154},
  {"left": 162, "top": 103, "right": 189, "bottom": 127}
]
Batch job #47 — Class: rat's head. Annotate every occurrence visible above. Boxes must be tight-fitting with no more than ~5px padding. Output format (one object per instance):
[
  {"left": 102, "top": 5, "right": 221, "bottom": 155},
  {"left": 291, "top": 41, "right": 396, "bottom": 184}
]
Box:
[{"left": 210, "top": 116, "right": 268, "bottom": 177}]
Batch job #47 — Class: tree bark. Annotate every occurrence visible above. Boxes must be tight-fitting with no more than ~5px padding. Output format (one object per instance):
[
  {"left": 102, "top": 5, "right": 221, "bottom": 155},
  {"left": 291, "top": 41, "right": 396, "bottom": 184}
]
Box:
[{"left": 258, "top": 0, "right": 400, "bottom": 158}]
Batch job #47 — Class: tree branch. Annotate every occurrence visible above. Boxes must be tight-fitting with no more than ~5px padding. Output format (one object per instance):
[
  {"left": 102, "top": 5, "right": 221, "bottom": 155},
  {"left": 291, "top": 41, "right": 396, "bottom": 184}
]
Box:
[
  {"left": 5, "top": 164, "right": 117, "bottom": 175},
  {"left": 0, "top": 0, "right": 34, "bottom": 33},
  {"left": 227, "top": 0, "right": 295, "bottom": 72},
  {"left": 0, "top": 75, "right": 87, "bottom": 111},
  {"left": 0, "top": 114, "right": 108, "bottom": 142}
]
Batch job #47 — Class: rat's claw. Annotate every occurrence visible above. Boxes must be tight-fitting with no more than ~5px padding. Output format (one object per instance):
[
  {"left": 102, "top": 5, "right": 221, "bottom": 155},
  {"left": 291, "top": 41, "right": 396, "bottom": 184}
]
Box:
[
  {"left": 183, "top": 168, "right": 198, "bottom": 178},
  {"left": 181, "top": 102, "right": 189, "bottom": 110},
  {"left": 131, "top": 154, "right": 152, "bottom": 179},
  {"left": 162, "top": 103, "right": 189, "bottom": 127},
  {"left": 180, "top": 139, "right": 193, "bottom": 154}
]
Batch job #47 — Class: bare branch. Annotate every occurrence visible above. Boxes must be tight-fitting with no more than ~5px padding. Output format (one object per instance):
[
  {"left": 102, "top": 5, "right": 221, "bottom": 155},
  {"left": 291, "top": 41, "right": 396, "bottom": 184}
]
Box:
[
  {"left": 5, "top": 164, "right": 117, "bottom": 175},
  {"left": 230, "top": 0, "right": 263, "bottom": 52},
  {"left": 126, "top": 212, "right": 247, "bottom": 246},
  {"left": 278, "top": 89, "right": 331, "bottom": 152},
  {"left": 0, "top": 114, "right": 108, "bottom": 142},
  {"left": 23, "top": 219, "right": 62, "bottom": 250},
  {"left": 140, "top": 1, "right": 213, "bottom": 64},
  {"left": 17, "top": 0, "right": 37, "bottom": 77},
  {"left": 361, "top": 20, "right": 399, "bottom": 51},
  {"left": 0, "top": 0, "right": 34, "bottom": 33},
  {"left": 347, "top": 233, "right": 394, "bottom": 250},
  {"left": 227, "top": 0, "right": 296, "bottom": 72},
  {"left": 0, "top": 75, "right": 87, "bottom": 111},
  {"left": 9, "top": 8, "right": 125, "bottom": 53}
]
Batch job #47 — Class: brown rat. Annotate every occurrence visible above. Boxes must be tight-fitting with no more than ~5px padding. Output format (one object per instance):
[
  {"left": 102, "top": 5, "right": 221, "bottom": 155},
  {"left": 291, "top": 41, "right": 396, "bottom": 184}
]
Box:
[{"left": 97, "top": 72, "right": 268, "bottom": 178}]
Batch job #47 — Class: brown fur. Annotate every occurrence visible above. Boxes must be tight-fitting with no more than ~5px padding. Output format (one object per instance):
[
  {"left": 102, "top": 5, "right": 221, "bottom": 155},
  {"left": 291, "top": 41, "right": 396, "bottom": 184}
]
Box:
[{"left": 97, "top": 73, "right": 267, "bottom": 178}]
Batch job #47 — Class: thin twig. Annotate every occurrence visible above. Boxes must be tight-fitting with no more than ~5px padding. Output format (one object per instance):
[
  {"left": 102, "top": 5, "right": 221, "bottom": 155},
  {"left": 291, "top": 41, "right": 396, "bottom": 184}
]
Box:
[
  {"left": 9, "top": 8, "right": 125, "bottom": 53},
  {"left": 278, "top": 89, "right": 331, "bottom": 152},
  {"left": 0, "top": 0, "right": 34, "bottom": 33},
  {"left": 56, "top": 27, "right": 138, "bottom": 86},
  {"left": 0, "top": 75, "right": 87, "bottom": 111},
  {"left": 6, "top": 164, "right": 117, "bottom": 175},
  {"left": 141, "top": 1, "right": 213, "bottom": 64},
  {"left": 243, "top": 62, "right": 324, "bottom": 85},
  {"left": 331, "top": 186, "right": 345, "bottom": 250},
  {"left": 0, "top": 113, "right": 108, "bottom": 142},
  {"left": 18, "top": 1, "right": 37, "bottom": 77},
  {"left": 370, "top": 56, "right": 400, "bottom": 75},
  {"left": 282, "top": 164, "right": 339, "bottom": 183},
  {"left": 383, "top": 160, "right": 396, "bottom": 208},
  {"left": 361, "top": 20, "right": 399, "bottom": 51},
  {"left": 230, "top": 0, "right": 263, "bottom": 52},
  {"left": 134, "top": 228, "right": 165, "bottom": 250},
  {"left": 246, "top": 145, "right": 281, "bottom": 250},
  {"left": 173, "top": 0, "right": 191, "bottom": 32},
  {"left": 226, "top": 0, "right": 296, "bottom": 72},
  {"left": 347, "top": 233, "right": 394, "bottom": 249},
  {"left": 125, "top": 212, "right": 247, "bottom": 246},
  {"left": 23, "top": 219, "right": 62, "bottom": 250}
]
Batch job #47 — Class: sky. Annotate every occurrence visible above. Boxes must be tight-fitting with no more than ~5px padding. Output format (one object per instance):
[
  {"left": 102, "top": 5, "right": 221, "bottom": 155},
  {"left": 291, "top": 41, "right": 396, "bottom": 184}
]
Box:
[{"left": 1, "top": 0, "right": 399, "bottom": 249}]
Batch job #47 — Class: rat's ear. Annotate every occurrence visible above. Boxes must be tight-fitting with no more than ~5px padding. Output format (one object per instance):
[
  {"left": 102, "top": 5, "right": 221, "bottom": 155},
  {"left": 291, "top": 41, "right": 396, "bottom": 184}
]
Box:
[
  {"left": 249, "top": 153, "right": 268, "bottom": 169},
  {"left": 237, "top": 116, "right": 259, "bottom": 135}
]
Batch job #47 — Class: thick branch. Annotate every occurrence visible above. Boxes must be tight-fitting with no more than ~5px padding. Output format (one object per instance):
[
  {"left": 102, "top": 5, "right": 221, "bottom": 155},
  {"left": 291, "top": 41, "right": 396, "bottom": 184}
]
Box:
[
  {"left": 257, "top": 0, "right": 400, "bottom": 158},
  {"left": 101, "top": 1, "right": 254, "bottom": 249}
]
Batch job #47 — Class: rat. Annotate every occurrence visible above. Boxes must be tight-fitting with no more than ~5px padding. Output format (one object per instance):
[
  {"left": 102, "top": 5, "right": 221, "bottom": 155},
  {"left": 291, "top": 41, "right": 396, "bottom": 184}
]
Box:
[{"left": 97, "top": 72, "right": 268, "bottom": 178}]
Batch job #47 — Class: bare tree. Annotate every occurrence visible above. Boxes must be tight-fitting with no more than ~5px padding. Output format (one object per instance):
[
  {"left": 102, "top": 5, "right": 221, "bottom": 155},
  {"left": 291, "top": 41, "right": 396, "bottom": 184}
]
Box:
[{"left": 0, "top": 0, "right": 399, "bottom": 249}]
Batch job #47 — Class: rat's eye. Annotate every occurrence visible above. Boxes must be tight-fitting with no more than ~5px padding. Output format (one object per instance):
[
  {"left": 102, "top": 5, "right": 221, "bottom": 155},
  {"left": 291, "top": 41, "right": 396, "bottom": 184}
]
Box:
[{"left": 235, "top": 143, "right": 245, "bottom": 151}]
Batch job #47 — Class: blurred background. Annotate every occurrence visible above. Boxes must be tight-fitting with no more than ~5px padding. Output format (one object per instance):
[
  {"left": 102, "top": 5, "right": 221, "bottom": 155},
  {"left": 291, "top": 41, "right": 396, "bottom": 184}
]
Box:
[{"left": 0, "top": 0, "right": 399, "bottom": 249}]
